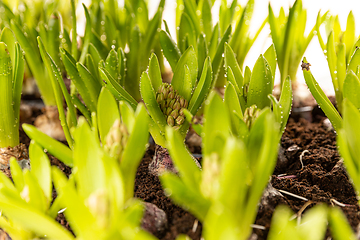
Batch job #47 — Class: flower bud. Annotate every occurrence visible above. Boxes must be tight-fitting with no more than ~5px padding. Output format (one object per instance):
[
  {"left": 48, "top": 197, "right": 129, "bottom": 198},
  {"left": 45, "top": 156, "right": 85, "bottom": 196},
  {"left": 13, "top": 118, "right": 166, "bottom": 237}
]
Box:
[
  {"left": 166, "top": 107, "right": 172, "bottom": 115},
  {"left": 176, "top": 115, "right": 185, "bottom": 125},
  {"left": 243, "top": 105, "right": 260, "bottom": 129},
  {"left": 167, "top": 115, "right": 175, "bottom": 127},
  {"left": 168, "top": 91, "right": 175, "bottom": 99},
  {"left": 156, "top": 92, "right": 164, "bottom": 102},
  {"left": 173, "top": 102, "right": 181, "bottom": 111},
  {"left": 170, "top": 109, "right": 179, "bottom": 119},
  {"left": 156, "top": 83, "right": 189, "bottom": 128},
  {"left": 180, "top": 98, "right": 188, "bottom": 108},
  {"left": 169, "top": 99, "right": 176, "bottom": 108},
  {"left": 86, "top": 189, "right": 109, "bottom": 228},
  {"left": 163, "top": 88, "right": 169, "bottom": 99},
  {"left": 104, "top": 119, "right": 129, "bottom": 161}
]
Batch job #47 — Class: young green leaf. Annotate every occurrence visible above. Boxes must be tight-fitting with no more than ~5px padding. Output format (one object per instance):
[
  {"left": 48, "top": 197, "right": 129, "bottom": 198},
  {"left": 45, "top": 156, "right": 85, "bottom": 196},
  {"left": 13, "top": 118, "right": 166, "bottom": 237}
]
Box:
[
  {"left": 37, "top": 37, "right": 76, "bottom": 147},
  {"left": 203, "top": 92, "right": 230, "bottom": 156},
  {"left": 171, "top": 46, "right": 198, "bottom": 98},
  {"left": 105, "top": 48, "right": 120, "bottom": 84},
  {"left": 264, "top": 44, "right": 276, "bottom": 83},
  {"left": 160, "top": 172, "right": 210, "bottom": 222},
  {"left": 148, "top": 53, "right": 163, "bottom": 93},
  {"left": 10, "top": 20, "right": 56, "bottom": 106},
  {"left": 22, "top": 124, "right": 73, "bottom": 167},
  {"left": 120, "top": 103, "right": 149, "bottom": 201},
  {"left": 97, "top": 88, "right": 120, "bottom": 144},
  {"left": 212, "top": 25, "right": 231, "bottom": 86},
  {"left": 60, "top": 48, "right": 97, "bottom": 113},
  {"left": 9, "top": 158, "right": 25, "bottom": 192},
  {"left": 0, "top": 42, "right": 17, "bottom": 147},
  {"left": 225, "top": 82, "right": 246, "bottom": 137},
  {"left": 188, "top": 57, "right": 213, "bottom": 115},
  {"left": 140, "top": 71, "right": 167, "bottom": 133},
  {"left": 29, "top": 141, "right": 52, "bottom": 202},
  {"left": 72, "top": 118, "right": 106, "bottom": 200},
  {"left": 165, "top": 126, "right": 202, "bottom": 191},
  {"left": 246, "top": 55, "right": 272, "bottom": 109},
  {"left": 224, "top": 43, "right": 244, "bottom": 89},
  {"left": 329, "top": 207, "right": 357, "bottom": 240},
  {"left": 0, "top": 196, "right": 75, "bottom": 240},
  {"left": 343, "top": 71, "right": 360, "bottom": 109},
  {"left": 302, "top": 57, "right": 342, "bottom": 131},
  {"left": 79, "top": 4, "right": 92, "bottom": 64},
  {"left": 99, "top": 67, "right": 138, "bottom": 110}
]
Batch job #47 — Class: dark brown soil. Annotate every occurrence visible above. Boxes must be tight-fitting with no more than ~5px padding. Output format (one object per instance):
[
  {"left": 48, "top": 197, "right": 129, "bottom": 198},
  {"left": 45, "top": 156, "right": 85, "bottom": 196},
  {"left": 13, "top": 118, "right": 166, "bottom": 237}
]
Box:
[
  {"left": 134, "top": 144, "right": 202, "bottom": 240},
  {"left": 253, "top": 117, "right": 360, "bottom": 239}
]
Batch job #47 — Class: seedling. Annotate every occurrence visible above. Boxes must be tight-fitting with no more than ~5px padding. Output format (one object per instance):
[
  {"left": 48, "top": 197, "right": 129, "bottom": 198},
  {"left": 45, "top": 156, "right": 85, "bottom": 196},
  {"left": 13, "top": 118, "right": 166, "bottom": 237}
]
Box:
[
  {"left": 315, "top": 11, "right": 360, "bottom": 113},
  {"left": 223, "top": 43, "right": 292, "bottom": 138},
  {"left": 18, "top": 88, "right": 153, "bottom": 238},
  {"left": 267, "top": 205, "right": 328, "bottom": 240},
  {"left": 164, "top": 0, "right": 265, "bottom": 88},
  {"left": 140, "top": 50, "right": 212, "bottom": 174},
  {"left": 269, "top": 0, "right": 327, "bottom": 89},
  {"left": 302, "top": 50, "right": 360, "bottom": 132},
  {"left": 337, "top": 99, "right": 360, "bottom": 203},
  {"left": 160, "top": 92, "right": 280, "bottom": 240},
  {"left": 0, "top": 141, "right": 74, "bottom": 240},
  {"left": 0, "top": 28, "right": 25, "bottom": 167}
]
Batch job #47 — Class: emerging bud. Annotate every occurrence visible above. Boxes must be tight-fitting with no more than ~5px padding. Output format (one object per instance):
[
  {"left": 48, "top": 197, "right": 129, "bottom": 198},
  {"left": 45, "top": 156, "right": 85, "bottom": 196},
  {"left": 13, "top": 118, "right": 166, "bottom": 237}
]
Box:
[
  {"left": 176, "top": 115, "right": 185, "bottom": 125},
  {"left": 167, "top": 115, "right": 175, "bottom": 127},
  {"left": 169, "top": 99, "right": 176, "bottom": 109},
  {"left": 168, "top": 91, "right": 175, "bottom": 99},
  {"left": 170, "top": 109, "right": 179, "bottom": 119},
  {"left": 104, "top": 119, "right": 129, "bottom": 161},
  {"left": 155, "top": 83, "right": 189, "bottom": 128},
  {"left": 86, "top": 189, "right": 109, "bottom": 228},
  {"left": 243, "top": 105, "right": 260, "bottom": 129},
  {"left": 156, "top": 92, "right": 164, "bottom": 102}
]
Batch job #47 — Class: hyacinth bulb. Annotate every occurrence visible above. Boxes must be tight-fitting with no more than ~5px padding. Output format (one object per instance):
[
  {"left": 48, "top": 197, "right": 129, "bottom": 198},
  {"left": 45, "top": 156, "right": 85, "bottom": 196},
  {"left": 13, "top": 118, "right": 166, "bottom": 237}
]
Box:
[
  {"left": 156, "top": 83, "right": 188, "bottom": 128},
  {"left": 243, "top": 105, "right": 260, "bottom": 129},
  {"left": 104, "top": 119, "right": 129, "bottom": 161}
]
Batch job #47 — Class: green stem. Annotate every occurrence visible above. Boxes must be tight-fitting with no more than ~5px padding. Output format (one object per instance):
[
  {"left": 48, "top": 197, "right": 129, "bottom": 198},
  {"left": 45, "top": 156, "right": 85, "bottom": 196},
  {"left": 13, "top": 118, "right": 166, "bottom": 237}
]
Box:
[
  {"left": 10, "top": 20, "right": 56, "bottom": 106},
  {"left": 0, "top": 43, "right": 18, "bottom": 147}
]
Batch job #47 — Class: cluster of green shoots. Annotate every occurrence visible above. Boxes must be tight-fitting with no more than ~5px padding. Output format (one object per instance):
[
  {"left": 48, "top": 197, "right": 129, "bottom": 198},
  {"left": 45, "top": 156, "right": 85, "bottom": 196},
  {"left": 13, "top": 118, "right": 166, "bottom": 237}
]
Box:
[{"left": 0, "top": 0, "right": 360, "bottom": 239}]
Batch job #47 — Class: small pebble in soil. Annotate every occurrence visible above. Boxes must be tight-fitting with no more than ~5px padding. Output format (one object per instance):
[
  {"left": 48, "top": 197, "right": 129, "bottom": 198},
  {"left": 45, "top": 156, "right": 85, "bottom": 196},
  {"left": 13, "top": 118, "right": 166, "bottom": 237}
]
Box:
[{"left": 141, "top": 202, "right": 168, "bottom": 236}]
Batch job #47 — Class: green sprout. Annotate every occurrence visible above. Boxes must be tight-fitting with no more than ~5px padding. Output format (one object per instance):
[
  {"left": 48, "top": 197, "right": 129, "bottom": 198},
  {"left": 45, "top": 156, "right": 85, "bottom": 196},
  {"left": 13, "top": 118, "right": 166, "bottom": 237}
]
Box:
[
  {"left": 166, "top": 0, "right": 265, "bottom": 88},
  {"left": 337, "top": 99, "right": 360, "bottom": 203},
  {"left": 221, "top": 43, "right": 291, "bottom": 139},
  {"left": 302, "top": 46, "right": 360, "bottom": 132},
  {"left": 79, "top": 0, "right": 165, "bottom": 101},
  {"left": 140, "top": 50, "right": 212, "bottom": 174},
  {"left": 0, "top": 28, "right": 25, "bottom": 167},
  {"left": 267, "top": 205, "right": 328, "bottom": 240},
  {"left": 315, "top": 11, "right": 360, "bottom": 113},
  {"left": 2, "top": 6, "right": 61, "bottom": 106},
  {"left": 329, "top": 206, "right": 357, "bottom": 240},
  {"left": 268, "top": 204, "right": 357, "bottom": 240},
  {"left": 268, "top": 0, "right": 327, "bottom": 89},
  {"left": 0, "top": 141, "right": 74, "bottom": 240},
  {"left": 160, "top": 91, "right": 280, "bottom": 239},
  {"left": 18, "top": 88, "right": 152, "bottom": 239}
]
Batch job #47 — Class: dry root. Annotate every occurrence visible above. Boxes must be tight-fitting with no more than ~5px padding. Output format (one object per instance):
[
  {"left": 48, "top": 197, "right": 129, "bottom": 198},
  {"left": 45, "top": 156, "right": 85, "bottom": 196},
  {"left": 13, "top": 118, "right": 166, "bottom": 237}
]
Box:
[
  {"left": 0, "top": 143, "right": 28, "bottom": 169},
  {"left": 34, "top": 106, "right": 66, "bottom": 141}
]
